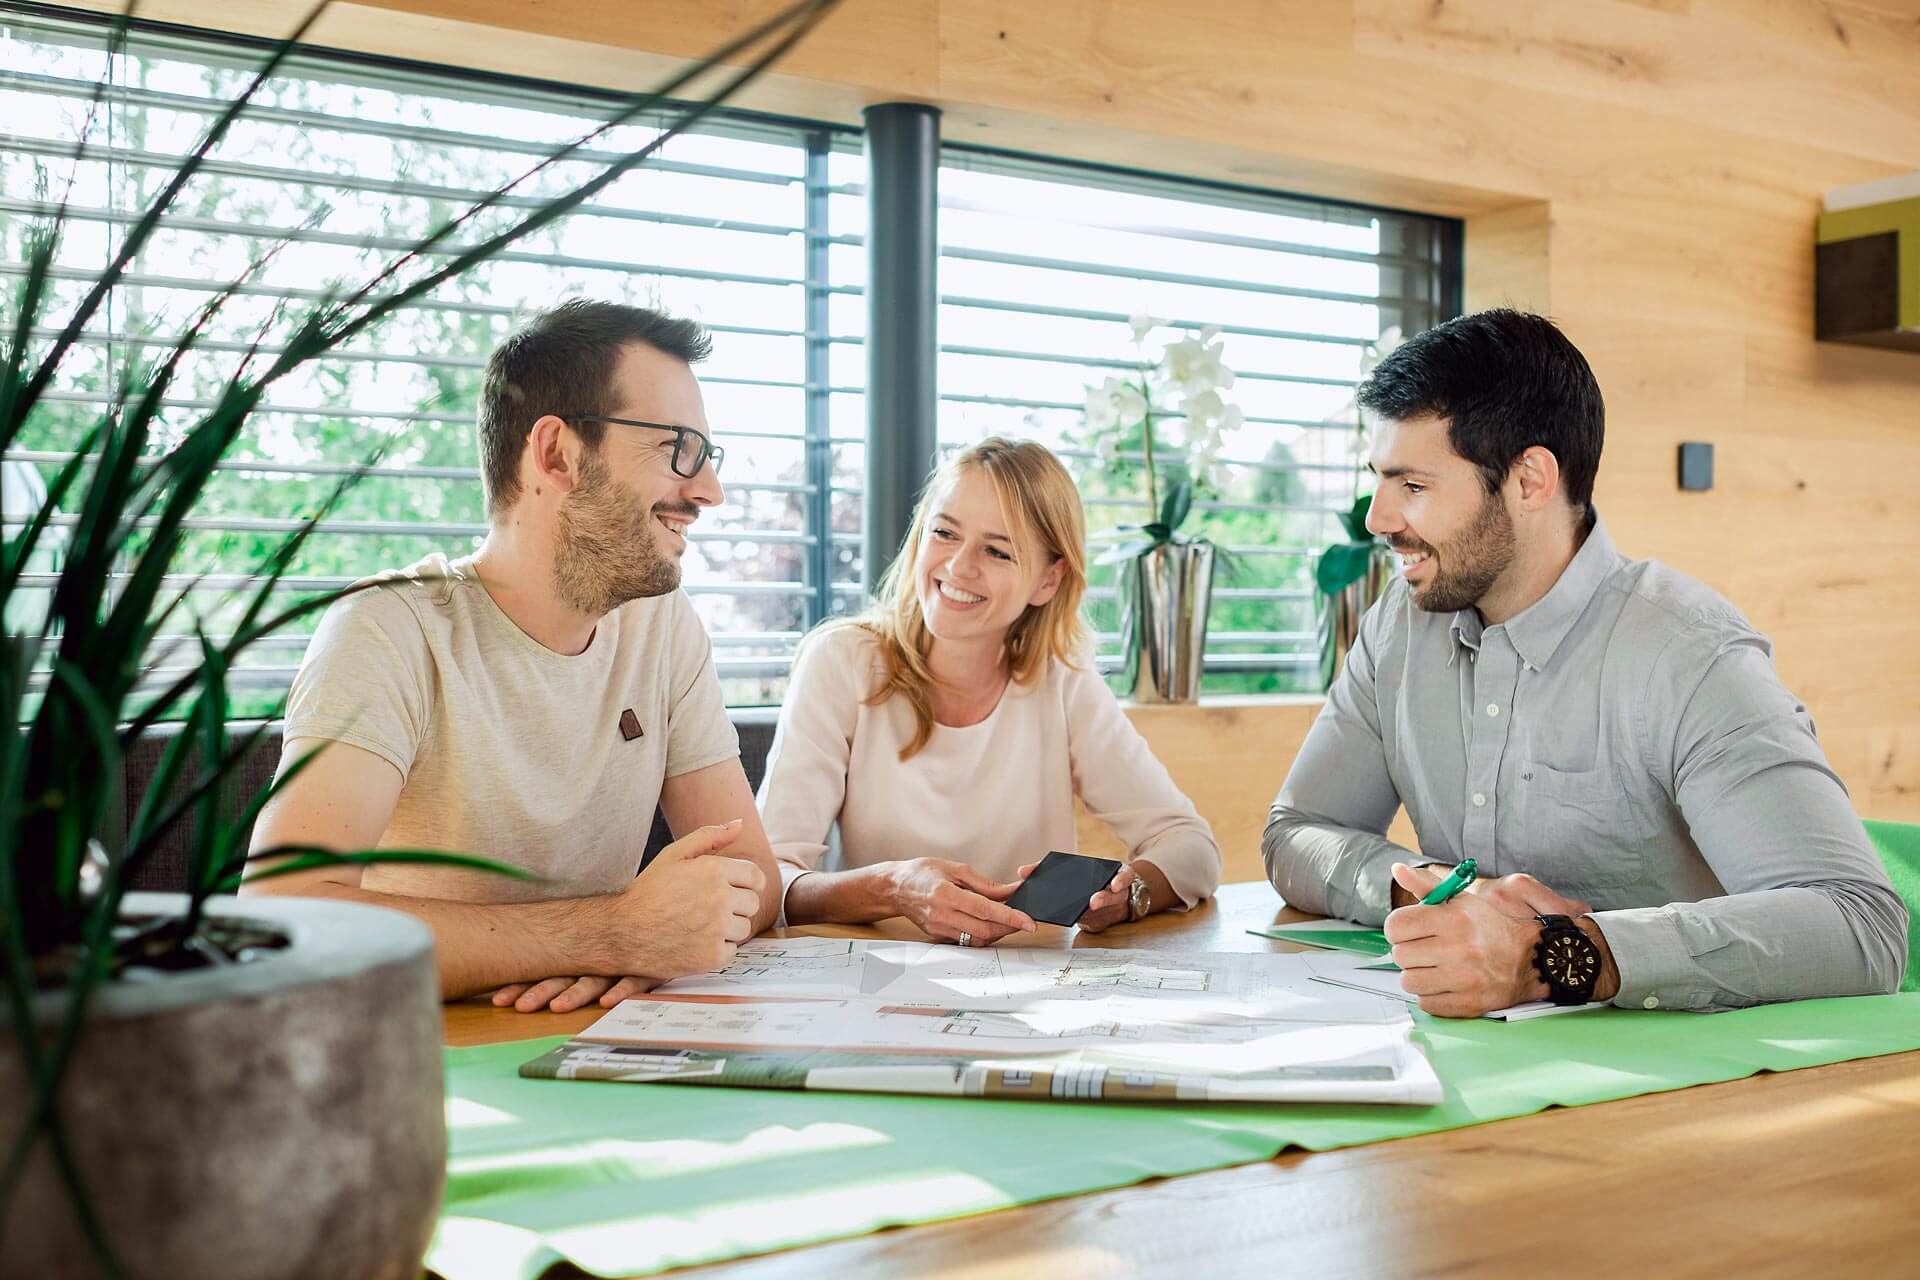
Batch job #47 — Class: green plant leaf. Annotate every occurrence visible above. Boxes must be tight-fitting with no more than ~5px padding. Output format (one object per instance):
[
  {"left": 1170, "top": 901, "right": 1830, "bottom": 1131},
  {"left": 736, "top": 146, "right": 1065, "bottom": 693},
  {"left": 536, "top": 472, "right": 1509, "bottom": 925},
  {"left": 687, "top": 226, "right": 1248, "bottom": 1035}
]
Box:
[
  {"left": 1, "top": 4, "right": 847, "bottom": 1271},
  {"left": 1315, "top": 540, "right": 1382, "bottom": 597},
  {"left": 1337, "top": 492, "right": 1373, "bottom": 543},
  {"left": 222, "top": 846, "right": 539, "bottom": 895},
  {"left": 0, "top": 424, "right": 98, "bottom": 600},
  {"left": 1158, "top": 478, "right": 1193, "bottom": 532},
  {"left": 1095, "top": 538, "right": 1155, "bottom": 566},
  {"left": 10, "top": 2, "right": 333, "bottom": 439}
]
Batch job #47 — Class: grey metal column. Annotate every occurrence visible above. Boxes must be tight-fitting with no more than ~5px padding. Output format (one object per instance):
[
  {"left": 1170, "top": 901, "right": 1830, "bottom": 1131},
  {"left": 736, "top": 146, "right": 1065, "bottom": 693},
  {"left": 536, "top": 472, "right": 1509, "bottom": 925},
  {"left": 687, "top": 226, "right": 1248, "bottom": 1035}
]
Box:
[
  {"left": 801, "top": 129, "right": 836, "bottom": 628},
  {"left": 862, "top": 102, "right": 940, "bottom": 593}
]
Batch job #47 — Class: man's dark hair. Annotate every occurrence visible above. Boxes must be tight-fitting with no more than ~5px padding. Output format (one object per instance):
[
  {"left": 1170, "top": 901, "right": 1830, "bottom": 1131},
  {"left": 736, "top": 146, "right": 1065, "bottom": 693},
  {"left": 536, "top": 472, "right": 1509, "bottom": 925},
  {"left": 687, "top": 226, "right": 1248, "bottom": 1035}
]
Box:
[
  {"left": 1356, "top": 309, "right": 1605, "bottom": 514},
  {"left": 478, "top": 299, "right": 711, "bottom": 512}
]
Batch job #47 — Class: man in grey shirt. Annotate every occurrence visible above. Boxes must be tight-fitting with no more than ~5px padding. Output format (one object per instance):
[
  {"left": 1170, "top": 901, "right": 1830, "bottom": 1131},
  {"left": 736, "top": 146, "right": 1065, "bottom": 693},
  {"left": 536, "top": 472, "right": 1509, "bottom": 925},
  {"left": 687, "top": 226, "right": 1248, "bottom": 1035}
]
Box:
[{"left": 1266, "top": 309, "right": 1907, "bottom": 1016}]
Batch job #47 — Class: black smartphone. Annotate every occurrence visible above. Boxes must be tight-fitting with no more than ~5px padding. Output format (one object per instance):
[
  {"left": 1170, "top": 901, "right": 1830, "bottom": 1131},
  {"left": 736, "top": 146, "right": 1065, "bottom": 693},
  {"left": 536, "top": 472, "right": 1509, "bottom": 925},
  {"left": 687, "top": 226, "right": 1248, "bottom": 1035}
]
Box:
[{"left": 1004, "top": 850, "right": 1123, "bottom": 927}]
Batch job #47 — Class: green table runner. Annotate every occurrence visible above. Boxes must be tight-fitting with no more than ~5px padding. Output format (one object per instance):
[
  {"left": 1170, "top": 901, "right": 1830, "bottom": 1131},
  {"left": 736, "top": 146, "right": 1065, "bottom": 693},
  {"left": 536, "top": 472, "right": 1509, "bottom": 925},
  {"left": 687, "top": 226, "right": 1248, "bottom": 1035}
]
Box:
[
  {"left": 1866, "top": 820, "right": 1920, "bottom": 992},
  {"left": 429, "top": 992, "right": 1920, "bottom": 1280}
]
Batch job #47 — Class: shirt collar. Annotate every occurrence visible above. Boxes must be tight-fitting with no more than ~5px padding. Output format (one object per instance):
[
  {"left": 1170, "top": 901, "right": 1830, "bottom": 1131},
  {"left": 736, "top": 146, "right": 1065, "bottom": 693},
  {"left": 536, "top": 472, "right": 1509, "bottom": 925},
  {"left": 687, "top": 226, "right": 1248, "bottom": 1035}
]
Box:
[
  {"left": 1444, "top": 511, "right": 1616, "bottom": 671},
  {"left": 1500, "top": 510, "right": 1617, "bottom": 672},
  {"left": 1447, "top": 607, "right": 1483, "bottom": 667}
]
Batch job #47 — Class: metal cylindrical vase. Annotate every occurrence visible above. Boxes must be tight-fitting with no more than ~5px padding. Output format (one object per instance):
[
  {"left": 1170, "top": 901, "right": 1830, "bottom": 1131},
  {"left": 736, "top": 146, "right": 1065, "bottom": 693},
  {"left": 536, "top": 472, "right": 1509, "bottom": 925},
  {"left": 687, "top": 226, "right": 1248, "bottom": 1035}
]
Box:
[
  {"left": 1122, "top": 541, "right": 1216, "bottom": 704},
  {"left": 1318, "top": 543, "right": 1395, "bottom": 689}
]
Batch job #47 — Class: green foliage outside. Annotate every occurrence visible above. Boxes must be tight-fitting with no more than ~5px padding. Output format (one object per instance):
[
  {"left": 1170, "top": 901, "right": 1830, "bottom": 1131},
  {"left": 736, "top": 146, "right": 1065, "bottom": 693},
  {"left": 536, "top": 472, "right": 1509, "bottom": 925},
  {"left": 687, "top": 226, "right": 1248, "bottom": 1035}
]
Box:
[{"left": 5, "top": 21, "right": 1365, "bottom": 719}]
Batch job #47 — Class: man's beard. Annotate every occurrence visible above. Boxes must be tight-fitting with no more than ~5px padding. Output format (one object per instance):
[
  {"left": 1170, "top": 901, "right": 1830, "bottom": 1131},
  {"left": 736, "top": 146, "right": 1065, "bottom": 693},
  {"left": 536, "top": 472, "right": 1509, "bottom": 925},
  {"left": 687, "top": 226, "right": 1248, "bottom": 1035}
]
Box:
[
  {"left": 1395, "top": 488, "right": 1516, "bottom": 615},
  {"left": 552, "top": 450, "right": 688, "bottom": 615}
]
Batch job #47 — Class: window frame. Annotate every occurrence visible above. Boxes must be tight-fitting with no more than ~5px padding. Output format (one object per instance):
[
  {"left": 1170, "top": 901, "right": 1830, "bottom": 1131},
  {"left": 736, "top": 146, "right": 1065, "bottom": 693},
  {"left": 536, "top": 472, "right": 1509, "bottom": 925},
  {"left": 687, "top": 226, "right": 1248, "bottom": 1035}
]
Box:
[{"left": 3, "top": 2, "right": 1462, "bottom": 707}]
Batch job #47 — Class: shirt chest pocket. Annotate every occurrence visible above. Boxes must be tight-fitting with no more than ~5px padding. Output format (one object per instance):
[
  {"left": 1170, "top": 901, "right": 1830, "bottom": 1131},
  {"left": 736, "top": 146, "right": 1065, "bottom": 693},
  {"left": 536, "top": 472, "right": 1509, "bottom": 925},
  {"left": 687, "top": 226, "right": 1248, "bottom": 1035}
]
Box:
[{"left": 1515, "top": 763, "right": 1649, "bottom": 893}]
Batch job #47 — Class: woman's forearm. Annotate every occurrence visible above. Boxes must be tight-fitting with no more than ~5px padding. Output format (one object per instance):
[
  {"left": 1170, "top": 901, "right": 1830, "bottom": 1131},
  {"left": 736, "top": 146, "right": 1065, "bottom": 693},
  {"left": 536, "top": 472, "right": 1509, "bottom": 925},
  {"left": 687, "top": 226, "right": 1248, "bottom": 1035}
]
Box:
[{"left": 782, "top": 863, "right": 902, "bottom": 926}]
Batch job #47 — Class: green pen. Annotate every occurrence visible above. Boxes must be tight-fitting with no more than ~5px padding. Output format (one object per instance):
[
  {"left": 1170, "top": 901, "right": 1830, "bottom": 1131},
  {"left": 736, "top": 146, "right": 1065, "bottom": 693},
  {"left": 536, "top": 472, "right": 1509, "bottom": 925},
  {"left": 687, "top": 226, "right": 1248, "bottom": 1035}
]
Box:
[{"left": 1420, "top": 857, "right": 1479, "bottom": 905}]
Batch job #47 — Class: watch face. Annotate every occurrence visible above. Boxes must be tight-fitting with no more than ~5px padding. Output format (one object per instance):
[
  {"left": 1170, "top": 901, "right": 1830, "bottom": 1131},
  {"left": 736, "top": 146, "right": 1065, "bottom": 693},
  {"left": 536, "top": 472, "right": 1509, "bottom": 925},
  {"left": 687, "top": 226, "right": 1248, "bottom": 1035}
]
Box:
[{"left": 1543, "top": 933, "right": 1599, "bottom": 986}]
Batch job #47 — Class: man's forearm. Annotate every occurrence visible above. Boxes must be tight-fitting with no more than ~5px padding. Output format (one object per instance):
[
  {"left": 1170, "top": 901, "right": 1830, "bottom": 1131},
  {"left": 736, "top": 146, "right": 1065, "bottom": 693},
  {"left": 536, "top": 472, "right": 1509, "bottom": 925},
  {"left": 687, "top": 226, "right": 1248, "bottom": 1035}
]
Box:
[
  {"left": 740, "top": 846, "right": 784, "bottom": 934},
  {"left": 1589, "top": 882, "right": 1906, "bottom": 1011},
  {"left": 1263, "top": 806, "right": 1415, "bottom": 925},
  {"left": 263, "top": 879, "right": 618, "bottom": 999}
]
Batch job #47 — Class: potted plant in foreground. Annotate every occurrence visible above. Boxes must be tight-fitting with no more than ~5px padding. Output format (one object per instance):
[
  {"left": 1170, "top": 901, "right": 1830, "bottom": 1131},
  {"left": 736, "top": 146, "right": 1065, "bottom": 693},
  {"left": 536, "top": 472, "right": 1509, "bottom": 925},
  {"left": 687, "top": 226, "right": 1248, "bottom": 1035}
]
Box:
[
  {"left": 0, "top": 3, "right": 839, "bottom": 1276},
  {"left": 1081, "top": 316, "right": 1244, "bottom": 703}
]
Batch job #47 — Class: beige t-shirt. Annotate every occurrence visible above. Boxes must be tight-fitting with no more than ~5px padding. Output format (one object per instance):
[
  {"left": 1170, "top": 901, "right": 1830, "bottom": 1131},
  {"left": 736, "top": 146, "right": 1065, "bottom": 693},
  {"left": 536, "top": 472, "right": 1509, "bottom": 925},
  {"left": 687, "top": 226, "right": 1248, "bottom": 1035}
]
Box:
[{"left": 283, "top": 553, "right": 738, "bottom": 903}]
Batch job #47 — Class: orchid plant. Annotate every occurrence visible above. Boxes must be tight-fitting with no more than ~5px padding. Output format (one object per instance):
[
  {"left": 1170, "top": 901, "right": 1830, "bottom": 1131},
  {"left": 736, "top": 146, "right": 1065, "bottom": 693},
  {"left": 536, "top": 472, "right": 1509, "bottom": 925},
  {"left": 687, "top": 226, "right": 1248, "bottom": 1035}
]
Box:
[
  {"left": 1314, "top": 325, "right": 1404, "bottom": 596},
  {"left": 1081, "top": 315, "right": 1244, "bottom": 565}
]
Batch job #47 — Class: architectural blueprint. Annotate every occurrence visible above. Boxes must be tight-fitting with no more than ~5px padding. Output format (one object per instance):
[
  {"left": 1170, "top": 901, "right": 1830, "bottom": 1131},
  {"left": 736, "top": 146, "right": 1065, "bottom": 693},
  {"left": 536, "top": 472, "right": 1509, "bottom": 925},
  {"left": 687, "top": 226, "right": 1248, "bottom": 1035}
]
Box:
[
  {"left": 525, "top": 941, "right": 1445, "bottom": 1105},
  {"left": 652, "top": 938, "right": 1405, "bottom": 1023}
]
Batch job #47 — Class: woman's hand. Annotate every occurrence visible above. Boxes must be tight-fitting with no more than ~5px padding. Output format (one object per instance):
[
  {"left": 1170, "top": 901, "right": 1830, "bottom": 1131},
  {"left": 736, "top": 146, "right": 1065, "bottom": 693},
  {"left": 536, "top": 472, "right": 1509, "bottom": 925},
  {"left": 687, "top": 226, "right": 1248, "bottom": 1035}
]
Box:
[
  {"left": 888, "top": 858, "right": 1036, "bottom": 945},
  {"left": 1013, "top": 860, "right": 1139, "bottom": 933},
  {"left": 488, "top": 974, "right": 658, "bottom": 1013}
]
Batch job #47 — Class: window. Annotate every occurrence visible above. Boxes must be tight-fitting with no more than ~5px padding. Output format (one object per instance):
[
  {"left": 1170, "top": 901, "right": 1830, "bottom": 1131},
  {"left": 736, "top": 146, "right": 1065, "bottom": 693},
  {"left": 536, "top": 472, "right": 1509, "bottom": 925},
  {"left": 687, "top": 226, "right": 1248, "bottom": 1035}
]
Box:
[
  {"left": 0, "top": 7, "right": 863, "bottom": 713},
  {"left": 931, "top": 150, "right": 1457, "bottom": 692},
  {"left": 4, "top": 6, "right": 1458, "bottom": 714}
]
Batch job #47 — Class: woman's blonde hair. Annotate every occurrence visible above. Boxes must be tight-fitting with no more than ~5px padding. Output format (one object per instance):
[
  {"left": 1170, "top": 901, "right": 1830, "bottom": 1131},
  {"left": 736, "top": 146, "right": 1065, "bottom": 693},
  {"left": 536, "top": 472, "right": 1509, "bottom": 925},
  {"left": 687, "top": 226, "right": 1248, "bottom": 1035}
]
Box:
[{"left": 828, "top": 436, "right": 1088, "bottom": 760}]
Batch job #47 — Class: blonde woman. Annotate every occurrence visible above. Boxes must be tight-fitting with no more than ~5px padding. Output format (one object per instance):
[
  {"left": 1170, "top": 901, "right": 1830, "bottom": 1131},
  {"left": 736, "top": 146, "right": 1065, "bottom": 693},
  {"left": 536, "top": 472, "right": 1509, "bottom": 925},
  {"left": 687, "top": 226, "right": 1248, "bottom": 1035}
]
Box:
[{"left": 758, "top": 437, "right": 1221, "bottom": 945}]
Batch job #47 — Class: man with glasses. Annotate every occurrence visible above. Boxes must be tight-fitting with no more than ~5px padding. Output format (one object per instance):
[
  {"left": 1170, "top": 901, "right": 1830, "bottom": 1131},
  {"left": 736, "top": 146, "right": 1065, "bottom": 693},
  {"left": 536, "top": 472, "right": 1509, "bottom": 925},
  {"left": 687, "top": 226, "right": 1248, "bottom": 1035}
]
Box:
[{"left": 245, "top": 300, "right": 783, "bottom": 1011}]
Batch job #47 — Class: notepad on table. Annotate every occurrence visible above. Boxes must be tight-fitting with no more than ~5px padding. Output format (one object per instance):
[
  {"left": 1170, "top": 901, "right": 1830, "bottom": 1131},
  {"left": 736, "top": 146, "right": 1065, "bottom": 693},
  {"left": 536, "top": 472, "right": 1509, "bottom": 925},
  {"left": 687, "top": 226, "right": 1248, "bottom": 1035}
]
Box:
[{"left": 1248, "top": 920, "right": 1393, "bottom": 957}]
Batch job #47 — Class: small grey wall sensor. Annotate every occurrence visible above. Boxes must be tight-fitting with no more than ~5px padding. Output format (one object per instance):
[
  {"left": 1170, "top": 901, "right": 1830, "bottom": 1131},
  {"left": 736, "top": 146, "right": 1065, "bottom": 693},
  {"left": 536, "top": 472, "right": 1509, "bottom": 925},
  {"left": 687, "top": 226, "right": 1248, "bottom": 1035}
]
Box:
[{"left": 1677, "top": 442, "right": 1714, "bottom": 492}]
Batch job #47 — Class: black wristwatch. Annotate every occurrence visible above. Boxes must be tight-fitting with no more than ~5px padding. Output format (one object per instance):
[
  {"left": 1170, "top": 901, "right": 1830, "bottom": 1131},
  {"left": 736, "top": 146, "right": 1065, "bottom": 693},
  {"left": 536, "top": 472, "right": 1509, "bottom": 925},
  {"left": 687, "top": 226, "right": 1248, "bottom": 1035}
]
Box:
[{"left": 1532, "top": 914, "right": 1603, "bottom": 1005}]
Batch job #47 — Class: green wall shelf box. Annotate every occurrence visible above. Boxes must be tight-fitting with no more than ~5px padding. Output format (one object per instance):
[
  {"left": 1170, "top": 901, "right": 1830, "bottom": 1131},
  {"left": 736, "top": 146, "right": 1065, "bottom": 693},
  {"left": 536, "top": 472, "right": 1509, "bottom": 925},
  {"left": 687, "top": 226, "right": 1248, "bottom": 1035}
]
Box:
[{"left": 1817, "top": 180, "right": 1920, "bottom": 352}]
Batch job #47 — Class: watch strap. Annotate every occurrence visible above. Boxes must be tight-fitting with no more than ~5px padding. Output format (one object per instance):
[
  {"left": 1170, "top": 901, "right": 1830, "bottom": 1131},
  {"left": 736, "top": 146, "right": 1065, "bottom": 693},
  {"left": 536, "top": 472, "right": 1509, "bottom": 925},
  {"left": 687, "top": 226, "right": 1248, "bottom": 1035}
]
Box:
[{"left": 1532, "top": 913, "right": 1601, "bottom": 1005}]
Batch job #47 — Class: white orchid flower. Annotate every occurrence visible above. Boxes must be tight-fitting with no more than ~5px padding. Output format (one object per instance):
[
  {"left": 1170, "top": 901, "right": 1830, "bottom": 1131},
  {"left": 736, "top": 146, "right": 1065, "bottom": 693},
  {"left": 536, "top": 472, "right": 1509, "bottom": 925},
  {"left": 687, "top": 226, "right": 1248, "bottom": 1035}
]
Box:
[
  {"left": 1161, "top": 334, "right": 1231, "bottom": 398},
  {"left": 1127, "top": 312, "right": 1164, "bottom": 344},
  {"left": 1210, "top": 356, "right": 1236, "bottom": 392},
  {"left": 1191, "top": 431, "right": 1225, "bottom": 489},
  {"left": 1084, "top": 376, "right": 1144, "bottom": 432},
  {"left": 1182, "top": 387, "right": 1225, "bottom": 428},
  {"left": 1358, "top": 325, "right": 1404, "bottom": 379},
  {"left": 1084, "top": 376, "right": 1147, "bottom": 437},
  {"left": 1347, "top": 422, "right": 1372, "bottom": 460}
]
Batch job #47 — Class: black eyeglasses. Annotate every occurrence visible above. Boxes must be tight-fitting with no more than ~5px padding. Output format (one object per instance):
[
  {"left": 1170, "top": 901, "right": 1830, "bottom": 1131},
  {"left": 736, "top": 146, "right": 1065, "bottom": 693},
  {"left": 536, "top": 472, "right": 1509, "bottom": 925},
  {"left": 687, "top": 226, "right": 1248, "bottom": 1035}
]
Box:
[{"left": 568, "top": 415, "right": 725, "bottom": 479}]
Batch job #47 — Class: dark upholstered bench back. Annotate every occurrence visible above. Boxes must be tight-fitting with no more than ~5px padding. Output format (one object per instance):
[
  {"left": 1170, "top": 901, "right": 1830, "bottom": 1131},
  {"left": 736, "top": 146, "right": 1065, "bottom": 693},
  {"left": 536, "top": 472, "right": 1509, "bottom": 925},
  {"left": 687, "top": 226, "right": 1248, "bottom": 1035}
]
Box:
[{"left": 114, "top": 709, "right": 781, "bottom": 893}]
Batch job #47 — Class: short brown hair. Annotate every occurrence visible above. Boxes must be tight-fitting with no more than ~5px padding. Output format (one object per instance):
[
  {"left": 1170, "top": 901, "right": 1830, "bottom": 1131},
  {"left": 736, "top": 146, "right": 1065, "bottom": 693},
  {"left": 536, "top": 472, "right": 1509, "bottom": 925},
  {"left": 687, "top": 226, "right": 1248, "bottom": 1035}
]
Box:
[
  {"left": 1357, "top": 309, "right": 1605, "bottom": 516},
  {"left": 478, "top": 300, "right": 711, "bottom": 513}
]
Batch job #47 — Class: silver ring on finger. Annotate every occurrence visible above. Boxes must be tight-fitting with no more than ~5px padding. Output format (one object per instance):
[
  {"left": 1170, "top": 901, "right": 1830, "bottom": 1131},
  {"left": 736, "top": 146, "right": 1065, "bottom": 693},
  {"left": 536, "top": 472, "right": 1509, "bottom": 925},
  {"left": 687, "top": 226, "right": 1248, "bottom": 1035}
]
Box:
[{"left": 956, "top": 930, "right": 973, "bottom": 948}]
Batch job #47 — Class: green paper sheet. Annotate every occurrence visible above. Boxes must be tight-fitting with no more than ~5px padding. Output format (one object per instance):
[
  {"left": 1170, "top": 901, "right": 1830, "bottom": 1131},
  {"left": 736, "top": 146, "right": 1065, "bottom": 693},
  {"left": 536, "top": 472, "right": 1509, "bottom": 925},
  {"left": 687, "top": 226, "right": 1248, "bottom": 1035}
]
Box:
[
  {"left": 1245, "top": 925, "right": 1393, "bottom": 956},
  {"left": 430, "top": 992, "right": 1920, "bottom": 1280}
]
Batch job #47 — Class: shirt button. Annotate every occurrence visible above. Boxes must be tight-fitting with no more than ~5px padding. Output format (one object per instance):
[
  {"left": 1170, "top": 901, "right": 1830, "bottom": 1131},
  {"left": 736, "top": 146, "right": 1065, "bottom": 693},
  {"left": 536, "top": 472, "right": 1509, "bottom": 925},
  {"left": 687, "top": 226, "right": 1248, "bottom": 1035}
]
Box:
[
  {"left": 1642, "top": 996, "right": 1660, "bottom": 1010},
  {"left": 1486, "top": 703, "right": 1500, "bottom": 717},
  {"left": 1471, "top": 792, "right": 1487, "bottom": 807}
]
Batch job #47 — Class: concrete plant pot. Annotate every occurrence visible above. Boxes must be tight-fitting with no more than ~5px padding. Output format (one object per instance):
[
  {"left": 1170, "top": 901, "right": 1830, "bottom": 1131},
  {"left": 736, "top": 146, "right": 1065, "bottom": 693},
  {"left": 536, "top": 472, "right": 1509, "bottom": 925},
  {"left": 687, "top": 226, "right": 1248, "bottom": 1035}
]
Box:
[{"left": 1, "top": 893, "right": 445, "bottom": 1279}]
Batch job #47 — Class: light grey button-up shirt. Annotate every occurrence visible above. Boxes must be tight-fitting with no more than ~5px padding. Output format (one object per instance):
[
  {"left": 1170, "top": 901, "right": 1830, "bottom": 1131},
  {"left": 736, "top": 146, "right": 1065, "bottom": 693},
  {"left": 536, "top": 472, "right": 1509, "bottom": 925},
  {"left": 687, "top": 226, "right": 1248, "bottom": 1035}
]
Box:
[{"left": 1264, "top": 514, "right": 1907, "bottom": 1011}]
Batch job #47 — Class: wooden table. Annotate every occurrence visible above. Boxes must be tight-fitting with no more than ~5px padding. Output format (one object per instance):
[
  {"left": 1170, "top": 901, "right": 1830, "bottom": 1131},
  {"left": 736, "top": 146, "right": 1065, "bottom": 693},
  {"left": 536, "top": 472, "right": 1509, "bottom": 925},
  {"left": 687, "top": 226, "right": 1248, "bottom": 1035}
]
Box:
[{"left": 444, "top": 883, "right": 1920, "bottom": 1279}]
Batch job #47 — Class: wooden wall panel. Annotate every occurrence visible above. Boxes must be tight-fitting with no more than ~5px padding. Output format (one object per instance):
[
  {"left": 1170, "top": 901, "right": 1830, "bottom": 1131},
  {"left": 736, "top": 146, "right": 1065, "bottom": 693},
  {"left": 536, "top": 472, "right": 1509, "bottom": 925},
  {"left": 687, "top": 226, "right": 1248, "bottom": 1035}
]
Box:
[
  {"left": 1352, "top": 0, "right": 1920, "bottom": 169},
  {"left": 85, "top": 0, "right": 1920, "bottom": 833},
  {"left": 1464, "top": 203, "right": 1552, "bottom": 315}
]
